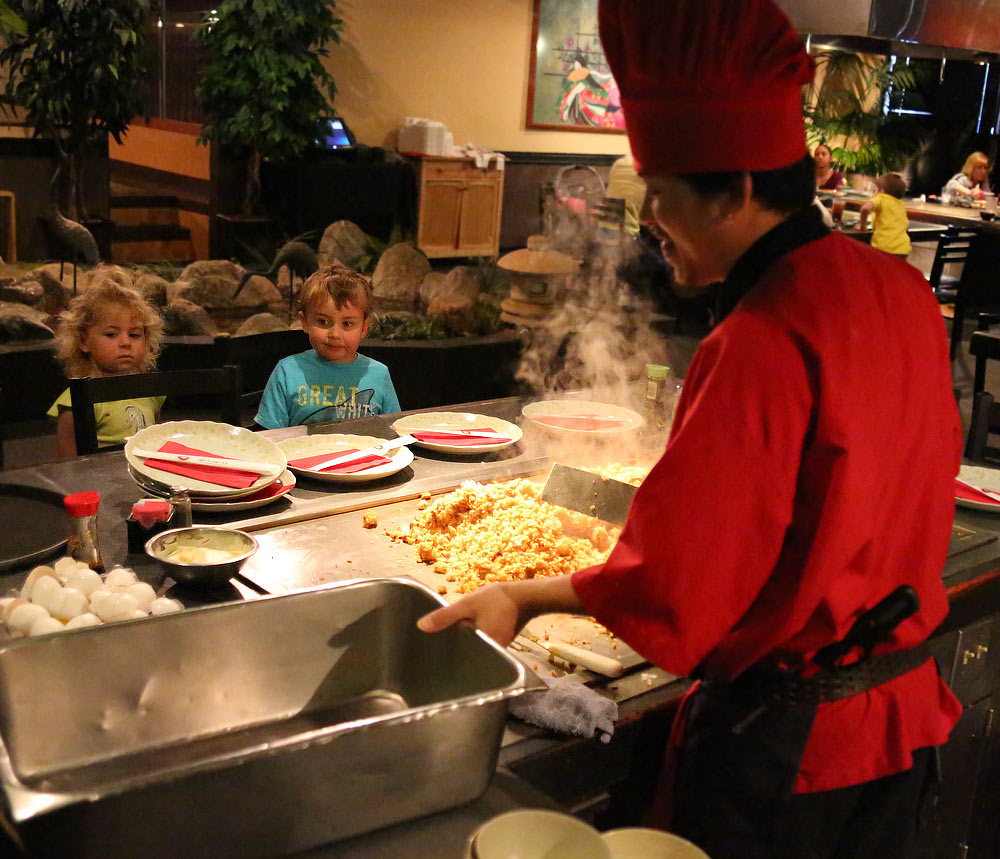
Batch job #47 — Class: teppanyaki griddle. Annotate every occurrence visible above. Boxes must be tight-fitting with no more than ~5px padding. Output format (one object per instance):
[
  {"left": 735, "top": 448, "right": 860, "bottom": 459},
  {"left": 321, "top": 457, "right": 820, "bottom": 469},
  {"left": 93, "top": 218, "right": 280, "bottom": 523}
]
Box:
[{"left": 0, "top": 483, "right": 68, "bottom": 572}]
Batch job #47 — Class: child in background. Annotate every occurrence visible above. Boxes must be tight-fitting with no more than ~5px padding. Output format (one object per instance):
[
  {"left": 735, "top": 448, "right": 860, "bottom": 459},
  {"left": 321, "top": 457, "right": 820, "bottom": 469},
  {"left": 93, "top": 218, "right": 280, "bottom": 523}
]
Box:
[
  {"left": 49, "top": 280, "right": 164, "bottom": 457},
  {"left": 858, "top": 172, "right": 911, "bottom": 259},
  {"left": 255, "top": 265, "right": 400, "bottom": 428}
]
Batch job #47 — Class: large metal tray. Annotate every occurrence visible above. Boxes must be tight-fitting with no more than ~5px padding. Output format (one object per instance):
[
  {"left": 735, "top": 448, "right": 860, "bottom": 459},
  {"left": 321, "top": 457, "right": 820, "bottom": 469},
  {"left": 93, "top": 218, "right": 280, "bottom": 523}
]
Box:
[{"left": 0, "top": 577, "right": 538, "bottom": 857}]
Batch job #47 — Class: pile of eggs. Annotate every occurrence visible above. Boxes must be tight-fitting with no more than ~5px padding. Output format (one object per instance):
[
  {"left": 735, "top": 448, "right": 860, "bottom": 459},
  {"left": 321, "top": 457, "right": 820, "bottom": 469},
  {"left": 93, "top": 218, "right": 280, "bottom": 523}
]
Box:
[{"left": 1, "top": 556, "right": 184, "bottom": 639}]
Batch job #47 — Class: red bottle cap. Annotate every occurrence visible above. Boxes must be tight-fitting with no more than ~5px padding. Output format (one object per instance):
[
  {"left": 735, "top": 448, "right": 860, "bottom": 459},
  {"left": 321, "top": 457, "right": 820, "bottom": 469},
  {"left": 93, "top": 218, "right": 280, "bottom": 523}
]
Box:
[{"left": 64, "top": 491, "right": 100, "bottom": 517}]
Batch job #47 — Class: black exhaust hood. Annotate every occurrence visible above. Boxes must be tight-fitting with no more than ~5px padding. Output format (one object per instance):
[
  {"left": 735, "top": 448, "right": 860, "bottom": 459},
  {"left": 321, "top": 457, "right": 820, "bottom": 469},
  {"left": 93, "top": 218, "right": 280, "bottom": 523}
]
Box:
[{"left": 777, "top": 0, "right": 1000, "bottom": 60}]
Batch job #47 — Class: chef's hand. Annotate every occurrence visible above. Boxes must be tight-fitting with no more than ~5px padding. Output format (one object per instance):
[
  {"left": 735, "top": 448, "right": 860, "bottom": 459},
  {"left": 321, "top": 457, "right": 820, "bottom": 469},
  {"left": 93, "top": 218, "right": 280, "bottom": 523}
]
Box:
[
  {"left": 417, "top": 575, "right": 584, "bottom": 647},
  {"left": 417, "top": 583, "right": 524, "bottom": 646}
]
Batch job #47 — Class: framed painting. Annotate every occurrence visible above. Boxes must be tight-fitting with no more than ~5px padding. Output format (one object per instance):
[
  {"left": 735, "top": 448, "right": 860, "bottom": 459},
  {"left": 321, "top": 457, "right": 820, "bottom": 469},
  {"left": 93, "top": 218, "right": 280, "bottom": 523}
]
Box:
[{"left": 526, "top": 0, "right": 626, "bottom": 134}]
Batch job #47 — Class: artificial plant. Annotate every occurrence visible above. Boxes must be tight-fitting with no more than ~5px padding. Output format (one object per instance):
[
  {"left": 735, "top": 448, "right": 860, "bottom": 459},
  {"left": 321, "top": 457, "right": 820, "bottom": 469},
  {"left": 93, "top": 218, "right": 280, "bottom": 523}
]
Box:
[
  {"left": 0, "top": 0, "right": 151, "bottom": 220},
  {"left": 194, "top": 0, "right": 342, "bottom": 217},
  {"left": 0, "top": 2, "right": 25, "bottom": 36},
  {"left": 804, "top": 50, "right": 926, "bottom": 178}
]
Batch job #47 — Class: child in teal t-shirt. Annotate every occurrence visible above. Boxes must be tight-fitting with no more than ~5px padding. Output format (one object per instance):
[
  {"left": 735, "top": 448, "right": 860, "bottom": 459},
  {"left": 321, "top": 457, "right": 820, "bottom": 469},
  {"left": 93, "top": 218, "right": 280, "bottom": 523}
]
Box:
[{"left": 255, "top": 266, "right": 400, "bottom": 429}]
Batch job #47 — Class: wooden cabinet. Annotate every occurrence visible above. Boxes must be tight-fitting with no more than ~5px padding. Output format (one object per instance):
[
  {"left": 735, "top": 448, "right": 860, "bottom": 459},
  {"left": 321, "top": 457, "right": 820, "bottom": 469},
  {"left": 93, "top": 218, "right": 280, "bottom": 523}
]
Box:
[{"left": 412, "top": 156, "right": 504, "bottom": 258}]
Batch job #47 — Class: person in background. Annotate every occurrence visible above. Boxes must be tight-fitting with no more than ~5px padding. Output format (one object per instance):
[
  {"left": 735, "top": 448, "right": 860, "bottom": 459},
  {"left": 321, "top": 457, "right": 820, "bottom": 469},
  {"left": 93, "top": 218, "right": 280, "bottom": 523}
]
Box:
[
  {"left": 942, "top": 151, "right": 990, "bottom": 204},
  {"left": 606, "top": 153, "right": 646, "bottom": 235},
  {"left": 49, "top": 280, "right": 164, "bottom": 457},
  {"left": 858, "top": 172, "right": 911, "bottom": 259},
  {"left": 813, "top": 142, "right": 843, "bottom": 190},
  {"left": 418, "top": 2, "right": 960, "bottom": 857},
  {"left": 255, "top": 265, "right": 399, "bottom": 428}
]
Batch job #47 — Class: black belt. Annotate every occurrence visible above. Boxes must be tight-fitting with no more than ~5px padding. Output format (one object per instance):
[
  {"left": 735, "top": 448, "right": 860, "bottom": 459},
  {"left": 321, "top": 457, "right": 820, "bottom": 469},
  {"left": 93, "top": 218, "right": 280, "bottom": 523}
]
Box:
[{"left": 709, "top": 642, "right": 933, "bottom": 707}]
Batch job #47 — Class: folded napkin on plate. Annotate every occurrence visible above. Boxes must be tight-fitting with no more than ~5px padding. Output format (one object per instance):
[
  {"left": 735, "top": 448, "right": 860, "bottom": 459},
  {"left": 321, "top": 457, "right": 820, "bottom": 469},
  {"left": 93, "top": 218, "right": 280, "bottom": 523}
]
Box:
[
  {"left": 533, "top": 415, "right": 626, "bottom": 431},
  {"left": 955, "top": 478, "right": 1000, "bottom": 504},
  {"left": 142, "top": 441, "right": 261, "bottom": 488},
  {"left": 411, "top": 430, "right": 512, "bottom": 446},
  {"left": 288, "top": 448, "right": 392, "bottom": 474}
]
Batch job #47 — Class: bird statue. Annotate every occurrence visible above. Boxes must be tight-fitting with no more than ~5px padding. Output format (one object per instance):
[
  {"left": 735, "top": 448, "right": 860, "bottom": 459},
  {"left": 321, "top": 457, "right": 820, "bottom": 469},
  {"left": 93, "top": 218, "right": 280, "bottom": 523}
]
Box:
[
  {"left": 232, "top": 240, "right": 319, "bottom": 317},
  {"left": 39, "top": 202, "right": 100, "bottom": 295}
]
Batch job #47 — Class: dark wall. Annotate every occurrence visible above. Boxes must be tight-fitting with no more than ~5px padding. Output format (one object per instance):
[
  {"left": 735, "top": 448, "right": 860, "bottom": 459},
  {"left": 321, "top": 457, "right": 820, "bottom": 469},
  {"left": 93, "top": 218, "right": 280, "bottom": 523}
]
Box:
[{"left": 0, "top": 136, "right": 110, "bottom": 262}]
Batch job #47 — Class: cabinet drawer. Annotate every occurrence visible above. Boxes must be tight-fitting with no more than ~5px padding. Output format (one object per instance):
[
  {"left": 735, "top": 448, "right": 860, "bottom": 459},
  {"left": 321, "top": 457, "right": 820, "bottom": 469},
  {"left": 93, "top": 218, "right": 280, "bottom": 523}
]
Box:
[
  {"left": 423, "top": 161, "right": 501, "bottom": 182},
  {"left": 949, "top": 616, "right": 995, "bottom": 704}
]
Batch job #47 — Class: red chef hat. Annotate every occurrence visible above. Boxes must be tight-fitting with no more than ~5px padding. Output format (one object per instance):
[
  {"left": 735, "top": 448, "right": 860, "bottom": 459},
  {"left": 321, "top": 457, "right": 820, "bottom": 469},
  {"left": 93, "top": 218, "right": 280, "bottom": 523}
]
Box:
[{"left": 598, "top": 0, "right": 814, "bottom": 175}]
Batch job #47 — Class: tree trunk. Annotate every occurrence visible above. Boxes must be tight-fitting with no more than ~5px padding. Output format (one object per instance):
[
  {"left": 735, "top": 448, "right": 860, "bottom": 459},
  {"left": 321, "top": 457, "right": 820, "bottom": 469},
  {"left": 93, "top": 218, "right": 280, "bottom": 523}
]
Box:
[{"left": 243, "top": 149, "right": 262, "bottom": 216}]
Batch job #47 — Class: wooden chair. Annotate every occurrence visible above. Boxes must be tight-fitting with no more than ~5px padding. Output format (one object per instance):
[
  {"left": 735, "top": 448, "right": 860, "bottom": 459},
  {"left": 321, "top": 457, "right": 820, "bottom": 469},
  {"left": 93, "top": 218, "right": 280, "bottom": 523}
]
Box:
[
  {"left": 69, "top": 365, "right": 242, "bottom": 456},
  {"left": 215, "top": 330, "right": 310, "bottom": 423},
  {"left": 928, "top": 225, "right": 979, "bottom": 301}
]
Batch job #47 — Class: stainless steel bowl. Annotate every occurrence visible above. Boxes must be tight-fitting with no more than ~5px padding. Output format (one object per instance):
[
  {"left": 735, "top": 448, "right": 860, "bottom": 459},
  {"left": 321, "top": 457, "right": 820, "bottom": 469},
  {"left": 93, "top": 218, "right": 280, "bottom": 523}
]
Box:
[{"left": 145, "top": 527, "right": 258, "bottom": 588}]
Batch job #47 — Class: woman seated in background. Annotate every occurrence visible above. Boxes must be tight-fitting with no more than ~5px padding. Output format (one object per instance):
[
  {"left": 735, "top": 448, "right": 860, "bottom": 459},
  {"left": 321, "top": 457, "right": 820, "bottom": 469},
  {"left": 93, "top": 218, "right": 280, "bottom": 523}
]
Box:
[
  {"left": 813, "top": 142, "right": 843, "bottom": 190},
  {"left": 942, "top": 151, "right": 990, "bottom": 204}
]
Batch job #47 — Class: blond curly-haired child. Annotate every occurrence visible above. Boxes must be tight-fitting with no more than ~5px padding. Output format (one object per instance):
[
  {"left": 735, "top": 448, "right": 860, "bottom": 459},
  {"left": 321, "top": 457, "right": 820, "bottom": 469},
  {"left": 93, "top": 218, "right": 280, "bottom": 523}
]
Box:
[{"left": 48, "top": 280, "right": 164, "bottom": 457}]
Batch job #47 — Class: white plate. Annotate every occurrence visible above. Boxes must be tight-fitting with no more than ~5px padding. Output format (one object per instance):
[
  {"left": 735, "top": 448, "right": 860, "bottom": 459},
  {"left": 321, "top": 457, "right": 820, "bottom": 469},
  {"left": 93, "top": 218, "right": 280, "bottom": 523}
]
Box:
[
  {"left": 522, "top": 400, "right": 643, "bottom": 435},
  {"left": 956, "top": 465, "right": 1000, "bottom": 512},
  {"left": 125, "top": 421, "right": 287, "bottom": 499},
  {"left": 390, "top": 412, "right": 522, "bottom": 455},
  {"left": 601, "top": 827, "right": 709, "bottom": 859},
  {"left": 278, "top": 434, "right": 414, "bottom": 483},
  {"left": 127, "top": 465, "right": 297, "bottom": 512}
]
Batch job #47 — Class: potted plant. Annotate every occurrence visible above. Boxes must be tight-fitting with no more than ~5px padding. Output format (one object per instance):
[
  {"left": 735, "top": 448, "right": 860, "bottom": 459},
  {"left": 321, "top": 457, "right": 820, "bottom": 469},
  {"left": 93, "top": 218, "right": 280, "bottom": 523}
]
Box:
[
  {"left": 0, "top": 0, "right": 151, "bottom": 255},
  {"left": 194, "top": 0, "right": 342, "bottom": 260},
  {"left": 804, "top": 50, "right": 926, "bottom": 182},
  {"left": 0, "top": 2, "right": 24, "bottom": 36}
]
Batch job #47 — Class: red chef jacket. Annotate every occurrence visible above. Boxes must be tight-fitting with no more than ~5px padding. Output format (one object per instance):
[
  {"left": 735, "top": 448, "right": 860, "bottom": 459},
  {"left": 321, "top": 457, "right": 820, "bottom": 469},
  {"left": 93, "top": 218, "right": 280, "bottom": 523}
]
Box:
[{"left": 573, "top": 206, "right": 963, "bottom": 793}]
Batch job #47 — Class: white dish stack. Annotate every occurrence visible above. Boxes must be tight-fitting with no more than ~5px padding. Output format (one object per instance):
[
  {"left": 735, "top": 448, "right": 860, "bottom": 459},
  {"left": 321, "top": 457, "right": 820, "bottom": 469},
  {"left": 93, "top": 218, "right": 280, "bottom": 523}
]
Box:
[{"left": 398, "top": 117, "right": 454, "bottom": 156}]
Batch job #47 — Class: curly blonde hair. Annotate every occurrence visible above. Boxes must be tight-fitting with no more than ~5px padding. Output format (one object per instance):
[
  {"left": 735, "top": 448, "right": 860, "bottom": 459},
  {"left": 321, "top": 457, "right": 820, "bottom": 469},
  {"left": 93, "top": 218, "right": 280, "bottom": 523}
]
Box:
[{"left": 54, "top": 279, "right": 164, "bottom": 378}]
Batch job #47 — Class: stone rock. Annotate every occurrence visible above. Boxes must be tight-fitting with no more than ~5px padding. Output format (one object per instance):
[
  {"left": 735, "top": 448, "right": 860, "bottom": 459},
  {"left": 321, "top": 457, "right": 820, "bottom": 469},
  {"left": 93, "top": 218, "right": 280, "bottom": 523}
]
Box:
[
  {"left": 178, "top": 260, "right": 245, "bottom": 285},
  {"left": 34, "top": 262, "right": 88, "bottom": 292},
  {"left": 439, "top": 266, "right": 481, "bottom": 302},
  {"left": 427, "top": 295, "right": 478, "bottom": 334},
  {"left": 0, "top": 301, "right": 54, "bottom": 341},
  {"left": 165, "top": 279, "right": 190, "bottom": 304},
  {"left": 134, "top": 273, "right": 170, "bottom": 307},
  {"left": 31, "top": 269, "right": 71, "bottom": 315},
  {"left": 233, "top": 313, "right": 289, "bottom": 337},
  {"left": 160, "top": 299, "right": 217, "bottom": 336},
  {"left": 0, "top": 280, "right": 44, "bottom": 307},
  {"left": 174, "top": 275, "right": 237, "bottom": 308},
  {"left": 233, "top": 275, "right": 283, "bottom": 308},
  {"left": 318, "top": 220, "right": 368, "bottom": 270},
  {"left": 418, "top": 271, "right": 447, "bottom": 307},
  {"left": 371, "top": 243, "right": 429, "bottom": 306}
]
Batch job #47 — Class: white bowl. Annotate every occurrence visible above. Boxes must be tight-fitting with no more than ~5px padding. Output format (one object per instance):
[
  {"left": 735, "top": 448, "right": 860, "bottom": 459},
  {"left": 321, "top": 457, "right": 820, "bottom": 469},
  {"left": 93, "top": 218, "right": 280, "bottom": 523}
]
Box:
[
  {"left": 471, "top": 809, "right": 610, "bottom": 859},
  {"left": 601, "top": 827, "right": 710, "bottom": 859},
  {"left": 522, "top": 400, "right": 643, "bottom": 435}
]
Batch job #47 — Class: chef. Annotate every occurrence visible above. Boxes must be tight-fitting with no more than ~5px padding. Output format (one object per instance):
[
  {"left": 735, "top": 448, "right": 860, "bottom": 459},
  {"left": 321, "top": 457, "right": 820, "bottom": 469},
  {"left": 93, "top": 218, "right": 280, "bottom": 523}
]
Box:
[{"left": 419, "top": 2, "right": 962, "bottom": 857}]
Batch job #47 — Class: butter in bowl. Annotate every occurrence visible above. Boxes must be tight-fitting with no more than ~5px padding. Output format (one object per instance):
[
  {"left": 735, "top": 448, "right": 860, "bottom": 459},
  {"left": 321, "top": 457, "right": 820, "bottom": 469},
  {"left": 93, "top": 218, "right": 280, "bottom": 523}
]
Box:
[{"left": 145, "top": 526, "right": 257, "bottom": 588}]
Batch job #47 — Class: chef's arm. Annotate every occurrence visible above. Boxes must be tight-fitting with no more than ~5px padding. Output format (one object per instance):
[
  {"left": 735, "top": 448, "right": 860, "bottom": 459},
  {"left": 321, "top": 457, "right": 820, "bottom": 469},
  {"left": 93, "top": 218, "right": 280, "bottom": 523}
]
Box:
[{"left": 417, "top": 575, "right": 583, "bottom": 646}]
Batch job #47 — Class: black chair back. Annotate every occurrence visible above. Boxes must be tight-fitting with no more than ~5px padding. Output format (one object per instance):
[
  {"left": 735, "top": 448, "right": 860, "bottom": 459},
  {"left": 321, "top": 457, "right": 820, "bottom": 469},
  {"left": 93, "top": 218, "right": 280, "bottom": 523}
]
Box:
[
  {"left": 929, "top": 225, "right": 979, "bottom": 296},
  {"left": 69, "top": 365, "right": 242, "bottom": 456},
  {"left": 946, "top": 229, "right": 1000, "bottom": 359},
  {"left": 215, "top": 330, "right": 310, "bottom": 422}
]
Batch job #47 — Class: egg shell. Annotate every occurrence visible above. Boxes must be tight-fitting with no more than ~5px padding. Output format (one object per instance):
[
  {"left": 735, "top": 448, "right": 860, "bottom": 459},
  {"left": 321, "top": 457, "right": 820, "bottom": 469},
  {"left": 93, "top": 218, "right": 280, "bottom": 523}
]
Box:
[
  {"left": 150, "top": 597, "right": 183, "bottom": 615},
  {"left": 125, "top": 582, "right": 156, "bottom": 613},
  {"left": 0, "top": 598, "right": 14, "bottom": 619},
  {"left": 130, "top": 609, "right": 147, "bottom": 619},
  {"left": 89, "top": 591, "right": 115, "bottom": 621},
  {"left": 29, "top": 616, "right": 65, "bottom": 636},
  {"left": 9, "top": 603, "right": 51, "bottom": 634},
  {"left": 2, "top": 598, "right": 27, "bottom": 624},
  {"left": 104, "top": 567, "right": 138, "bottom": 589},
  {"left": 106, "top": 593, "right": 140, "bottom": 622},
  {"left": 21, "top": 566, "right": 57, "bottom": 601},
  {"left": 65, "top": 568, "right": 102, "bottom": 597},
  {"left": 51, "top": 588, "right": 89, "bottom": 622},
  {"left": 65, "top": 613, "right": 102, "bottom": 630},
  {"left": 29, "top": 576, "right": 63, "bottom": 613},
  {"left": 53, "top": 556, "right": 79, "bottom": 582}
]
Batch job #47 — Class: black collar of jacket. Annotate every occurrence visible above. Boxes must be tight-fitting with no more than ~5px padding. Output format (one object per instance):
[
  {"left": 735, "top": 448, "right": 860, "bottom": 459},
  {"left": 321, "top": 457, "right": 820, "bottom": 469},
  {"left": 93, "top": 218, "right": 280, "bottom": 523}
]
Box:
[{"left": 713, "top": 205, "right": 830, "bottom": 323}]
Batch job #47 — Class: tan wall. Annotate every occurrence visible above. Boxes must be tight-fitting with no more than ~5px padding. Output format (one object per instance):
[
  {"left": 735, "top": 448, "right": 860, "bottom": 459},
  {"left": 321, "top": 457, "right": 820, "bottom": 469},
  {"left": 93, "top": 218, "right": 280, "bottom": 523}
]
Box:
[
  {"left": 325, "top": 0, "right": 631, "bottom": 157},
  {"left": 109, "top": 120, "right": 210, "bottom": 180}
]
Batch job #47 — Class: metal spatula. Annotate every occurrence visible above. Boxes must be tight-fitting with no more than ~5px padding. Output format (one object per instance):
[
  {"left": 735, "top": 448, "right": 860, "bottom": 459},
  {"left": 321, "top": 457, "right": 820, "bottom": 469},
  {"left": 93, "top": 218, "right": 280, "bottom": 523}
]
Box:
[{"left": 539, "top": 463, "right": 638, "bottom": 526}]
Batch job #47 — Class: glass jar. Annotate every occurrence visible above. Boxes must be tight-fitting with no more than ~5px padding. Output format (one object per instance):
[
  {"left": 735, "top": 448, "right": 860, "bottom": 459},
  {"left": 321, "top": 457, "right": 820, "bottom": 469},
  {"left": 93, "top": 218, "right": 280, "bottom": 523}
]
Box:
[{"left": 64, "top": 491, "right": 104, "bottom": 571}]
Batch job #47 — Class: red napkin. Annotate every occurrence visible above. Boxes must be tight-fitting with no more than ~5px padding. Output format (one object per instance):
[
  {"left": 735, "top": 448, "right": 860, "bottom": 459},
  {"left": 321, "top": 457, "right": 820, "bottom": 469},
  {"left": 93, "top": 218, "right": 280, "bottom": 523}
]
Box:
[
  {"left": 411, "top": 431, "right": 512, "bottom": 446},
  {"left": 143, "top": 441, "right": 261, "bottom": 488},
  {"left": 955, "top": 479, "right": 1000, "bottom": 505},
  {"left": 533, "top": 415, "right": 627, "bottom": 431},
  {"left": 288, "top": 448, "right": 393, "bottom": 474}
]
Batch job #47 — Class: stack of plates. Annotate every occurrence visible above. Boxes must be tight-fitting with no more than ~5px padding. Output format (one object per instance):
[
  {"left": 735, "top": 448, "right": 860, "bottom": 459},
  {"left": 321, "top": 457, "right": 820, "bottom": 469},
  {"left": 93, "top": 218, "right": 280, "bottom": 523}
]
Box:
[{"left": 124, "top": 421, "right": 294, "bottom": 513}]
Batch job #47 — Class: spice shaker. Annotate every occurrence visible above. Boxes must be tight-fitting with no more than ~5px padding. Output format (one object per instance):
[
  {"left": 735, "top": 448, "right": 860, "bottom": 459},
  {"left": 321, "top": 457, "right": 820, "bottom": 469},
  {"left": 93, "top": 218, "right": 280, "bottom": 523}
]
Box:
[
  {"left": 64, "top": 491, "right": 105, "bottom": 571},
  {"left": 644, "top": 363, "right": 670, "bottom": 434},
  {"left": 169, "top": 486, "right": 193, "bottom": 529}
]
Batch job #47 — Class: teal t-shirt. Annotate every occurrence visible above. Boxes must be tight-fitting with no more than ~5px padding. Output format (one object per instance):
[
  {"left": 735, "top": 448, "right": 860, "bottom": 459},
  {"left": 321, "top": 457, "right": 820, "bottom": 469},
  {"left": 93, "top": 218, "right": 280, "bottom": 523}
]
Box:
[{"left": 254, "top": 350, "right": 400, "bottom": 429}]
